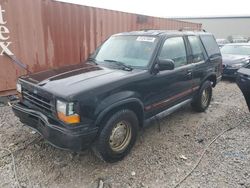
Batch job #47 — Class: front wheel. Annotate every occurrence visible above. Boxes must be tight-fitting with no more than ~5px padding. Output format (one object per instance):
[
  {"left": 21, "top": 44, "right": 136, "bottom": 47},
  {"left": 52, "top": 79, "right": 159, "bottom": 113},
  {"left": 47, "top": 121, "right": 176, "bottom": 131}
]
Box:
[
  {"left": 92, "top": 109, "right": 139, "bottom": 163},
  {"left": 191, "top": 81, "right": 212, "bottom": 112}
]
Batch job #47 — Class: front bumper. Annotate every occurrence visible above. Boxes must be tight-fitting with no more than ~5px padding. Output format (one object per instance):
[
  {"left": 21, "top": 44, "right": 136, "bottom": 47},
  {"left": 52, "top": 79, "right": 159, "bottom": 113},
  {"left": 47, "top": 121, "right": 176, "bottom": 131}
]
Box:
[{"left": 12, "top": 103, "right": 98, "bottom": 151}]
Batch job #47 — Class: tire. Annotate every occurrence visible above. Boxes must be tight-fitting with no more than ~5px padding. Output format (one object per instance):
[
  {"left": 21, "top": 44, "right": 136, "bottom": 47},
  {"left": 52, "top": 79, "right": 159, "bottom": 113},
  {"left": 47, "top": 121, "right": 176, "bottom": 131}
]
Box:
[
  {"left": 191, "top": 81, "right": 212, "bottom": 112},
  {"left": 92, "top": 109, "right": 139, "bottom": 163}
]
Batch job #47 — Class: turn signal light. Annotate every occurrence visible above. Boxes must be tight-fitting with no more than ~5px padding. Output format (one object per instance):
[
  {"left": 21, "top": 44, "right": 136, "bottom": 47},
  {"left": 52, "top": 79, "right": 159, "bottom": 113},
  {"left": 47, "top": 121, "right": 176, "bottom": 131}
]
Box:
[{"left": 57, "top": 112, "right": 80, "bottom": 124}]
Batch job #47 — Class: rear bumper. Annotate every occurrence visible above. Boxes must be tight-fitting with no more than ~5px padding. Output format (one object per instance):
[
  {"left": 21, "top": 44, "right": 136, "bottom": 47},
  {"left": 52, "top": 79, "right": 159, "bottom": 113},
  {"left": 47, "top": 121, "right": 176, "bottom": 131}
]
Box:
[
  {"left": 222, "top": 68, "right": 238, "bottom": 78},
  {"left": 12, "top": 103, "right": 98, "bottom": 151}
]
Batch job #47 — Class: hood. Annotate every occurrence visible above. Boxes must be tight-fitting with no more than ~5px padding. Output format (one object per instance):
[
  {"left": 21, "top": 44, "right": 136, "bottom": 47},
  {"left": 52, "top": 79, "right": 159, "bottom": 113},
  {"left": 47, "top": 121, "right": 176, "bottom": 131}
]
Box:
[
  {"left": 222, "top": 54, "right": 250, "bottom": 65},
  {"left": 20, "top": 63, "right": 137, "bottom": 97}
]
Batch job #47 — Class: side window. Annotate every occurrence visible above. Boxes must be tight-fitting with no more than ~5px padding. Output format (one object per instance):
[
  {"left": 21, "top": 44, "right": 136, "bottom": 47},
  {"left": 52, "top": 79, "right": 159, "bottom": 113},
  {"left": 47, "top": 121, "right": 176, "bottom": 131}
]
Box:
[
  {"left": 159, "top": 37, "right": 187, "bottom": 68},
  {"left": 188, "top": 36, "right": 205, "bottom": 63},
  {"left": 200, "top": 35, "right": 220, "bottom": 57}
]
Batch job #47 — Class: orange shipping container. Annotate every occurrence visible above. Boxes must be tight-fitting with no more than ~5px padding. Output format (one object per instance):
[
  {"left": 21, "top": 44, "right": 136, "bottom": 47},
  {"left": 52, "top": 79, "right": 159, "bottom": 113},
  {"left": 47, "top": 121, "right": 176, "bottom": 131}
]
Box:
[{"left": 0, "top": 0, "right": 201, "bottom": 95}]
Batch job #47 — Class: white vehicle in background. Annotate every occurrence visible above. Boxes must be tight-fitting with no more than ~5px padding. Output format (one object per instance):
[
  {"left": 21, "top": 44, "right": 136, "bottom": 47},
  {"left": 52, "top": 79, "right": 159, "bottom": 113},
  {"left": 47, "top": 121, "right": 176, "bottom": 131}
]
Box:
[
  {"left": 228, "top": 35, "right": 248, "bottom": 43},
  {"left": 216, "top": 38, "right": 230, "bottom": 48}
]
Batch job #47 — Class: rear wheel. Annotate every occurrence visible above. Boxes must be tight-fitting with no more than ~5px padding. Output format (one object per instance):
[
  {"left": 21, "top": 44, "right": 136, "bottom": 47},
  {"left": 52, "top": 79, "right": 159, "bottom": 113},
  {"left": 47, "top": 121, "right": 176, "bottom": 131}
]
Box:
[
  {"left": 192, "top": 81, "right": 212, "bottom": 112},
  {"left": 93, "top": 109, "right": 139, "bottom": 163}
]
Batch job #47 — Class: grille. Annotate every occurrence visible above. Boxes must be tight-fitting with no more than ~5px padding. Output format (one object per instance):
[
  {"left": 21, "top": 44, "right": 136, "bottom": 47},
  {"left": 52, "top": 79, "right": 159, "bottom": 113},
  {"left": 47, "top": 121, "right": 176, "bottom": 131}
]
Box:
[{"left": 22, "top": 89, "right": 54, "bottom": 113}]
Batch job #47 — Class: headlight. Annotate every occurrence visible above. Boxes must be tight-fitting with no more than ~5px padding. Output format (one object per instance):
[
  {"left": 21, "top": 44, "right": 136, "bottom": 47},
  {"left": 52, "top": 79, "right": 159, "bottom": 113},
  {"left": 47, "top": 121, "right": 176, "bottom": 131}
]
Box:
[
  {"left": 230, "top": 63, "right": 244, "bottom": 68},
  {"left": 56, "top": 100, "right": 80, "bottom": 124},
  {"left": 56, "top": 100, "right": 67, "bottom": 114},
  {"left": 16, "top": 82, "right": 22, "bottom": 93},
  {"left": 244, "top": 59, "right": 250, "bottom": 64}
]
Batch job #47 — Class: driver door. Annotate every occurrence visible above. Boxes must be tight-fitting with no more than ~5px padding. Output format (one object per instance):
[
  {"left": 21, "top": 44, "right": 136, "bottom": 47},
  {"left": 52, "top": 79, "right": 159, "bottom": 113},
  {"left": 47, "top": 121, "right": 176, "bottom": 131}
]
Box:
[{"left": 145, "top": 36, "right": 193, "bottom": 117}]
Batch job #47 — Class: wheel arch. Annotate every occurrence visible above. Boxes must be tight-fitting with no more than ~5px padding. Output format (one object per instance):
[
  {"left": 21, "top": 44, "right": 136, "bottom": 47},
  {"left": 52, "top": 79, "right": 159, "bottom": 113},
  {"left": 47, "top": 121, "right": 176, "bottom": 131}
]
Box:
[
  {"left": 203, "top": 73, "right": 217, "bottom": 87},
  {"left": 94, "top": 98, "right": 145, "bottom": 128}
]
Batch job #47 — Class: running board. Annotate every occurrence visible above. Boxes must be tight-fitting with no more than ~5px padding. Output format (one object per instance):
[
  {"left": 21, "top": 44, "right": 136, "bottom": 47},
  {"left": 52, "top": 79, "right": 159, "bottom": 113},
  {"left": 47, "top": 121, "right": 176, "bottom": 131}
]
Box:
[{"left": 144, "top": 99, "right": 192, "bottom": 127}]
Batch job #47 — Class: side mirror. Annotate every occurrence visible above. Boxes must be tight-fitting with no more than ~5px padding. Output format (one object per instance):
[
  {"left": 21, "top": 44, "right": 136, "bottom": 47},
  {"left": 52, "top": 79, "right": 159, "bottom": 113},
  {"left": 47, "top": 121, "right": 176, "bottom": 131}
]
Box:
[{"left": 157, "top": 59, "right": 175, "bottom": 71}]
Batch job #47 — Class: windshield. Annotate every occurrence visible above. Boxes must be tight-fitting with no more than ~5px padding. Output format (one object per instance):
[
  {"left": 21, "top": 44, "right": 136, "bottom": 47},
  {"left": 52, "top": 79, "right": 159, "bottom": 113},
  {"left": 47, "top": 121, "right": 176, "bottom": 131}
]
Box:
[
  {"left": 95, "top": 35, "right": 158, "bottom": 68},
  {"left": 220, "top": 45, "right": 250, "bottom": 56}
]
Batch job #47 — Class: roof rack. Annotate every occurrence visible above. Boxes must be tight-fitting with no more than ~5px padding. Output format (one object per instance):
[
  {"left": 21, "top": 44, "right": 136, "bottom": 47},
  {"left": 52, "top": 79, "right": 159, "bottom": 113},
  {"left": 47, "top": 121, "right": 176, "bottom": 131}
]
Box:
[
  {"left": 178, "top": 27, "right": 206, "bottom": 32},
  {"left": 140, "top": 28, "right": 158, "bottom": 31}
]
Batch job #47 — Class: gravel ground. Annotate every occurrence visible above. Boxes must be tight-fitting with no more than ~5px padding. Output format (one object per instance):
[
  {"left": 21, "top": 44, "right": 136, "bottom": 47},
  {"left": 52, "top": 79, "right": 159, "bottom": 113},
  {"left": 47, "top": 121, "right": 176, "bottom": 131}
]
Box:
[{"left": 0, "top": 80, "right": 250, "bottom": 188}]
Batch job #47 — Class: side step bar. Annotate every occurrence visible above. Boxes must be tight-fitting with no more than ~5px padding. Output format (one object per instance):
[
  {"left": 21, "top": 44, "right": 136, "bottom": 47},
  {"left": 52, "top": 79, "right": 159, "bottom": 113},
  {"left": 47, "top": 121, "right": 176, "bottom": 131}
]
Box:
[{"left": 144, "top": 99, "right": 192, "bottom": 127}]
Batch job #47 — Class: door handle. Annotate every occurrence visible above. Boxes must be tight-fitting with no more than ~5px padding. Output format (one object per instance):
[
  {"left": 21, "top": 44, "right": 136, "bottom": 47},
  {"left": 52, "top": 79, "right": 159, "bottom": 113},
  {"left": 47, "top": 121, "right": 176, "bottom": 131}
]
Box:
[
  {"left": 187, "top": 70, "right": 192, "bottom": 76},
  {"left": 186, "top": 70, "right": 192, "bottom": 79}
]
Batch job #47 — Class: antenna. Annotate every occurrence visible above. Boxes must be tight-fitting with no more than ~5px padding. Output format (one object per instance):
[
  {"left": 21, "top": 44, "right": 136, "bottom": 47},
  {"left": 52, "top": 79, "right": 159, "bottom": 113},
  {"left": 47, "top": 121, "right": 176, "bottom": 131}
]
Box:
[{"left": 3, "top": 52, "right": 31, "bottom": 74}]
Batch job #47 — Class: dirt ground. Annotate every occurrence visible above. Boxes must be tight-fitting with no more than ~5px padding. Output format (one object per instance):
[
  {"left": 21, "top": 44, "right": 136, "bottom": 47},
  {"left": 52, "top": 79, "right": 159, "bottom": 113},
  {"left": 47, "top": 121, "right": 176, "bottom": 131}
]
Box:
[{"left": 0, "top": 80, "right": 250, "bottom": 188}]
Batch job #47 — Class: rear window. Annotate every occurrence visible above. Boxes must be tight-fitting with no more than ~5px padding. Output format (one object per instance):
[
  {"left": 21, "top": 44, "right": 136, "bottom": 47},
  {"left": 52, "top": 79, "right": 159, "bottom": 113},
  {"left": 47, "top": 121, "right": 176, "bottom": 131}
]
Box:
[{"left": 200, "top": 35, "right": 220, "bottom": 57}]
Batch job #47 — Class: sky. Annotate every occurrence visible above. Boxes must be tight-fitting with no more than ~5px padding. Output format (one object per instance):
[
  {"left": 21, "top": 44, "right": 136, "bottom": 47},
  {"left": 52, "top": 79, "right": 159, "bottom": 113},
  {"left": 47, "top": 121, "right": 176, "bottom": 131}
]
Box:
[{"left": 57, "top": 0, "right": 250, "bottom": 18}]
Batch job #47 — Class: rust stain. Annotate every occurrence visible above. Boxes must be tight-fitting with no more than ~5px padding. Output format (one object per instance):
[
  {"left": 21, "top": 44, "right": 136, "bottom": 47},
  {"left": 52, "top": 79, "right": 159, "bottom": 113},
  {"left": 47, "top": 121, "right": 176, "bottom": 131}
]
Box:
[{"left": 0, "top": 0, "right": 201, "bottom": 95}]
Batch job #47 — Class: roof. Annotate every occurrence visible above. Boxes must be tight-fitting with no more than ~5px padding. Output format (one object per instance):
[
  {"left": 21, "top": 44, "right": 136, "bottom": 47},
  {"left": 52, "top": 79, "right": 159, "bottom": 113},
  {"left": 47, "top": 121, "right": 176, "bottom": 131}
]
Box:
[{"left": 114, "top": 30, "right": 211, "bottom": 37}]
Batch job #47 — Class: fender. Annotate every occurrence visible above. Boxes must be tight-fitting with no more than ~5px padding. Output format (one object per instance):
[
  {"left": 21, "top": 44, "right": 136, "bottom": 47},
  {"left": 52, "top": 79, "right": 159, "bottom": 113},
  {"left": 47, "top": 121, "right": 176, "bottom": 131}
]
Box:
[{"left": 94, "top": 92, "right": 144, "bottom": 126}]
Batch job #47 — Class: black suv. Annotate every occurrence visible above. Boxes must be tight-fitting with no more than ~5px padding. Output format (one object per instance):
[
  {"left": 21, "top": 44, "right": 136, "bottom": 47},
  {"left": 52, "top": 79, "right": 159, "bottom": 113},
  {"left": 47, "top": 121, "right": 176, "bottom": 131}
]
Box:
[{"left": 13, "top": 30, "right": 222, "bottom": 162}]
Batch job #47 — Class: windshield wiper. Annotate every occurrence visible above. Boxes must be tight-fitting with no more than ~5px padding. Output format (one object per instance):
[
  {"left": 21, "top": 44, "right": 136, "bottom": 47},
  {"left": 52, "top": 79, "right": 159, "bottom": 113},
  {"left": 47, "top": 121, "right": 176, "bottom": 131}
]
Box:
[
  {"left": 87, "top": 57, "right": 98, "bottom": 65},
  {"left": 103, "top": 59, "right": 133, "bottom": 71}
]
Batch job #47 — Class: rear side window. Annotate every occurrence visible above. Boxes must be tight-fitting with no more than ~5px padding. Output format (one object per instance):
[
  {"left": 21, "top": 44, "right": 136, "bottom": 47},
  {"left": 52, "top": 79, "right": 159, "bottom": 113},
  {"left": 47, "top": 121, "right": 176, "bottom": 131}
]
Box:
[
  {"left": 200, "top": 35, "right": 220, "bottom": 57},
  {"left": 159, "top": 37, "right": 187, "bottom": 68},
  {"left": 188, "top": 36, "right": 205, "bottom": 63}
]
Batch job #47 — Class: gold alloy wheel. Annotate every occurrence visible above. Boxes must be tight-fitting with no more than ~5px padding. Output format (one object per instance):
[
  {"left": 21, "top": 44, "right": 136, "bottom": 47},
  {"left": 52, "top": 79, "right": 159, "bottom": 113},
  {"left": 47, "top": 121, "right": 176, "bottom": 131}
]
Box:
[
  {"left": 109, "top": 121, "right": 132, "bottom": 152},
  {"left": 201, "top": 88, "right": 210, "bottom": 107}
]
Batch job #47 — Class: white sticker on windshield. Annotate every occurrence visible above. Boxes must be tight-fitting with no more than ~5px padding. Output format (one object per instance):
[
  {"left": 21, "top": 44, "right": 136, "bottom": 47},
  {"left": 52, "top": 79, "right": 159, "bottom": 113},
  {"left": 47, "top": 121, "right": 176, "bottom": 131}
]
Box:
[{"left": 136, "top": 36, "right": 156, "bottom": 42}]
